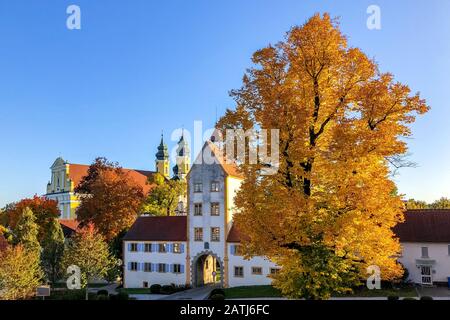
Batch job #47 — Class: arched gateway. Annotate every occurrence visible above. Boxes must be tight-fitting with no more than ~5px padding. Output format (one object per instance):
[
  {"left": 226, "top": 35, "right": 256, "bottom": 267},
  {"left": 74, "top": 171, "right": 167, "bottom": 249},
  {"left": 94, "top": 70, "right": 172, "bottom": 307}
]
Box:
[{"left": 191, "top": 250, "right": 224, "bottom": 287}]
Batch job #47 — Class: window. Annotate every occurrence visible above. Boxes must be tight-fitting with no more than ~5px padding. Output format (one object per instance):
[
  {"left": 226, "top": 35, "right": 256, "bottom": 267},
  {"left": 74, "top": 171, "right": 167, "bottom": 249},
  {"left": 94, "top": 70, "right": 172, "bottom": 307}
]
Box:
[
  {"left": 231, "top": 245, "right": 243, "bottom": 256},
  {"left": 194, "top": 183, "right": 203, "bottom": 193},
  {"left": 158, "top": 263, "right": 167, "bottom": 273},
  {"left": 270, "top": 268, "right": 280, "bottom": 275},
  {"left": 144, "top": 243, "right": 152, "bottom": 252},
  {"left": 194, "top": 228, "right": 203, "bottom": 241},
  {"left": 211, "top": 227, "right": 220, "bottom": 242},
  {"left": 421, "top": 247, "right": 429, "bottom": 258},
  {"left": 130, "top": 243, "right": 138, "bottom": 252},
  {"left": 173, "top": 243, "right": 181, "bottom": 254},
  {"left": 252, "top": 267, "right": 262, "bottom": 275},
  {"left": 194, "top": 203, "right": 203, "bottom": 216},
  {"left": 130, "top": 262, "right": 138, "bottom": 271},
  {"left": 159, "top": 243, "right": 166, "bottom": 253},
  {"left": 173, "top": 264, "right": 182, "bottom": 273},
  {"left": 143, "top": 281, "right": 149, "bottom": 288},
  {"left": 211, "top": 203, "right": 220, "bottom": 216},
  {"left": 211, "top": 181, "right": 220, "bottom": 192},
  {"left": 448, "top": 244, "right": 450, "bottom": 256},
  {"left": 234, "top": 266, "right": 244, "bottom": 277},
  {"left": 143, "top": 263, "right": 152, "bottom": 272}
]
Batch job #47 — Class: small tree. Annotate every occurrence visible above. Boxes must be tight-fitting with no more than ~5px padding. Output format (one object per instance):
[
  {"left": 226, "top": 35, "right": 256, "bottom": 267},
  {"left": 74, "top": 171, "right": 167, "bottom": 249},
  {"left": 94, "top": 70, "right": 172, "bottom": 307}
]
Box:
[
  {"left": 2, "top": 196, "right": 60, "bottom": 242},
  {"left": 405, "top": 199, "right": 429, "bottom": 209},
  {"left": 142, "top": 173, "right": 186, "bottom": 216},
  {"left": 61, "top": 227, "right": 117, "bottom": 300},
  {"left": 14, "top": 207, "right": 41, "bottom": 253},
  {"left": 0, "top": 245, "right": 43, "bottom": 300},
  {"left": 41, "top": 218, "right": 65, "bottom": 284},
  {"left": 75, "top": 157, "right": 145, "bottom": 241},
  {"left": 430, "top": 197, "right": 450, "bottom": 209}
]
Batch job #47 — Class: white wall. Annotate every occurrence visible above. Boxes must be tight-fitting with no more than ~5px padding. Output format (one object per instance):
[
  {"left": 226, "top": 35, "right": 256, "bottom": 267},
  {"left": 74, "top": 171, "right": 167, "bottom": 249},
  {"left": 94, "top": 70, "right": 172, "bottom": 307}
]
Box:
[
  {"left": 123, "top": 241, "right": 187, "bottom": 288},
  {"left": 227, "top": 244, "right": 278, "bottom": 287},
  {"left": 399, "top": 242, "right": 450, "bottom": 284}
]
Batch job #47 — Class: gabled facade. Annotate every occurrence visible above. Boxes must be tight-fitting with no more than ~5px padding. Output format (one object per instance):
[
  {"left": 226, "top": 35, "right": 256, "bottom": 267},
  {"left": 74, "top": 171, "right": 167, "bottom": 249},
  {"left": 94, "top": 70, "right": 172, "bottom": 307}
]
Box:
[{"left": 123, "top": 140, "right": 277, "bottom": 288}]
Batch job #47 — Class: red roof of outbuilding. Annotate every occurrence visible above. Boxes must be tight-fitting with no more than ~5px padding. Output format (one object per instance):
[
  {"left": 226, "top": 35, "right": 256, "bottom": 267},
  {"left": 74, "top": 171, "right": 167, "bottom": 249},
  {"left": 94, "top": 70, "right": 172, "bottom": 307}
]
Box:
[
  {"left": 68, "top": 163, "right": 155, "bottom": 194},
  {"left": 123, "top": 216, "right": 187, "bottom": 241},
  {"left": 394, "top": 209, "right": 450, "bottom": 243},
  {"left": 227, "top": 224, "right": 249, "bottom": 243}
]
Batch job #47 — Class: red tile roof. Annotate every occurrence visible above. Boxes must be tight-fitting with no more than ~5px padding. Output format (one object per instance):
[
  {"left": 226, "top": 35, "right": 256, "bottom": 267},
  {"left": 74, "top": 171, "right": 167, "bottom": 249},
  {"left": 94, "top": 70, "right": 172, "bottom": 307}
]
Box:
[
  {"left": 59, "top": 219, "right": 80, "bottom": 238},
  {"left": 227, "top": 210, "right": 450, "bottom": 244},
  {"left": 68, "top": 164, "right": 155, "bottom": 194},
  {"left": 227, "top": 223, "right": 249, "bottom": 243},
  {"left": 123, "top": 216, "right": 187, "bottom": 241},
  {"left": 394, "top": 209, "right": 450, "bottom": 242}
]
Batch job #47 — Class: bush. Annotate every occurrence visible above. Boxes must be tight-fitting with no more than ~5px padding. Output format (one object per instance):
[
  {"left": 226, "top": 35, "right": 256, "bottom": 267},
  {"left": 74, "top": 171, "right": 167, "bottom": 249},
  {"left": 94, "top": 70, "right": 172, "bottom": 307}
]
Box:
[
  {"left": 110, "top": 292, "right": 129, "bottom": 300},
  {"left": 97, "top": 289, "right": 109, "bottom": 296},
  {"left": 210, "top": 288, "right": 225, "bottom": 296},
  {"left": 161, "top": 285, "right": 175, "bottom": 294},
  {"left": 210, "top": 294, "right": 225, "bottom": 300},
  {"left": 387, "top": 295, "right": 399, "bottom": 301},
  {"left": 420, "top": 296, "right": 433, "bottom": 300},
  {"left": 96, "top": 294, "right": 109, "bottom": 300},
  {"left": 150, "top": 284, "right": 162, "bottom": 294}
]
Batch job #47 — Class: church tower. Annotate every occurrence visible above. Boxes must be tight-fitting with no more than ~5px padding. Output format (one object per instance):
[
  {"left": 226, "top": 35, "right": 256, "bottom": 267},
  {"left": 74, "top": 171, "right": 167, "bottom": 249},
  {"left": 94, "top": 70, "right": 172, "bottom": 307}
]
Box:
[
  {"left": 173, "top": 131, "right": 190, "bottom": 180},
  {"left": 155, "top": 134, "right": 170, "bottom": 178}
]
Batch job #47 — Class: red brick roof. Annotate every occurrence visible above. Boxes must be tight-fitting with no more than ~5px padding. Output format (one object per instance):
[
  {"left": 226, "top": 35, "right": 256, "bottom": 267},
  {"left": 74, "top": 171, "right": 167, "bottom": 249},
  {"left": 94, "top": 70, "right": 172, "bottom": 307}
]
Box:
[
  {"left": 68, "top": 164, "right": 155, "bottom": 194},
  {"left": 394, "top": 209, "right": 450, "bottom": 242},
  {"left": 123, "top": 216, "right": 187, "bottom": 241}
]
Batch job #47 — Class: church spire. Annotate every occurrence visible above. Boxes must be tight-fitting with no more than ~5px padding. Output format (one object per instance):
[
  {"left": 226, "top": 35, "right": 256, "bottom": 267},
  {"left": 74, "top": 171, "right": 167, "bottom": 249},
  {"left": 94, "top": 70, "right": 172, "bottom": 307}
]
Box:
[
  {"left": 155, "top": 133, "right": 170, "bottom": 178},
  {"left": 173, "top": 130, "right": 190, "bottom": 180}
]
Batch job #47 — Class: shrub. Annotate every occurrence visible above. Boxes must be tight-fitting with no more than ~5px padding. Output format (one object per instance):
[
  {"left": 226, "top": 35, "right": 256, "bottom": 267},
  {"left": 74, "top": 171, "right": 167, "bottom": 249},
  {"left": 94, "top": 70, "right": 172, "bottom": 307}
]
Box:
[
  {"left": 150, "top": 284, "right": 161, "bottom": 294},
  {"left": 420, "top": 296, "right": 433, "bottom": 300},
  {"left": 161, "top": 285, "right": 175, "bottom": 294},
  {"left": 96, "top": 294, "right": 109, "bottom": 300},
  {"left": 210, "top": 294, "right": 225, "bottom": 300},
  {"left": 387, "top": 295, "right": 399, "bottom": 301},
  {"left": 97, "top": 289, "right": 109, "bottom": 296},
  {"left": 210, "top": 288, "right": 225, "bottom": 296}
]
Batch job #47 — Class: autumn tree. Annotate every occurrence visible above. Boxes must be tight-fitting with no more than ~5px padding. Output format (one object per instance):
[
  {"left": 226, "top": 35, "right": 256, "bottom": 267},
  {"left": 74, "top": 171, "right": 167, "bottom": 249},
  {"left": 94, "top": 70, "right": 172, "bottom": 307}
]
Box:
[
  {"left": 141, "top": 173, "right": 186, "bottom": 216},
  {"left": 75, "top": 157, "right": 145, "bottom": 241},
  {"left": 216, "top": 14, "right": 429, "bottom": 299},
  {"left": 61, "top": 227, "right": 117, "bottom": 300},
  {"left": 14, "top": 207, "right": 41, "bottom": 253},
  {"left": 1, "top": 196, "right": 60, "bottom": 242},
  {"left": 0, "top": 245, "right": 43, "bottom": 300},
  {"left": 41, "top": 218, "right": 65, "bottom": 284},
  {"left": 405, "top": 199, "right": 429, "bottom": 209},
  {"left": 430, "top": 197, "right": 450, "bottom": 209}
]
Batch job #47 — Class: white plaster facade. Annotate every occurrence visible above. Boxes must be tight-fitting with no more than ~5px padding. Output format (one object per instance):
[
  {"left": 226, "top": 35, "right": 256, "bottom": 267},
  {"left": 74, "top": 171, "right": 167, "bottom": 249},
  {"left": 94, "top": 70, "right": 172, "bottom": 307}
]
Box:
[{"left": 399, "top": 242, "right": 450, "bottom": 285}]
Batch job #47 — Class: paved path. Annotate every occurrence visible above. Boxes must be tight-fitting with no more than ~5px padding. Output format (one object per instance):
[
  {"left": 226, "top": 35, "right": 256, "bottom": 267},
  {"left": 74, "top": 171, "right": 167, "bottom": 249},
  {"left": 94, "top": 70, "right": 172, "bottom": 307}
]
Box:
[
  {"left": 87, "top": 283, "right": 120, "bottom": 295},
  {"left": 158, "top": 285, "right": 219, "bottom": 300}
]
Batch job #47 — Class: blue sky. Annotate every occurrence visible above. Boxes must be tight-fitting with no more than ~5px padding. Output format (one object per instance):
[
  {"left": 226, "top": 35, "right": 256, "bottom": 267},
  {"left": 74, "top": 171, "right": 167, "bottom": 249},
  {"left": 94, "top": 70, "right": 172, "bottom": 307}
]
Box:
[{"left": 0, "top": 0, "right": 449, "bottom": 206}]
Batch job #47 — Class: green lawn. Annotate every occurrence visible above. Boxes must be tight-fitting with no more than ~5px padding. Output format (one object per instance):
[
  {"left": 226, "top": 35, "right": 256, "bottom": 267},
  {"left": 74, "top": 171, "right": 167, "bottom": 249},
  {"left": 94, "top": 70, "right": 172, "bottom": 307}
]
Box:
[
  {"left": 224, "top": 285, "right": 282, "bottom": 299},
  {"left": 223, "top": 285, "right": 418, "bottom": 299},
  {"left": 334, "top": 286, "right": 418, "bottom": 298}
]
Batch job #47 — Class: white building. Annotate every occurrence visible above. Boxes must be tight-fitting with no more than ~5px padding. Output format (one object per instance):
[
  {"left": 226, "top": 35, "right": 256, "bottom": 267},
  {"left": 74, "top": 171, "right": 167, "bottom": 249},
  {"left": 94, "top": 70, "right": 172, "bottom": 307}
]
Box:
[
  {"left": 123, "top": 140, "right": 278, "bottom": 289},
  {"left": 396, "top": 209, "right": 450, "bottom": 286}
]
